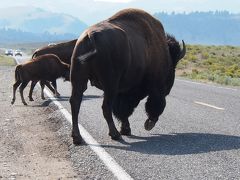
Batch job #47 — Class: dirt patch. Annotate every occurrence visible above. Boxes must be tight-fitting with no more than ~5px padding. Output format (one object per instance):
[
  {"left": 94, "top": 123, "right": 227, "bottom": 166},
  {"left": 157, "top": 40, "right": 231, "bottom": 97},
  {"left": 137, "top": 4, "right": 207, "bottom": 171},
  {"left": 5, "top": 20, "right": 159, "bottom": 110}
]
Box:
[{"left": 0, "top": 66, "right": 77, "bottom": 179}]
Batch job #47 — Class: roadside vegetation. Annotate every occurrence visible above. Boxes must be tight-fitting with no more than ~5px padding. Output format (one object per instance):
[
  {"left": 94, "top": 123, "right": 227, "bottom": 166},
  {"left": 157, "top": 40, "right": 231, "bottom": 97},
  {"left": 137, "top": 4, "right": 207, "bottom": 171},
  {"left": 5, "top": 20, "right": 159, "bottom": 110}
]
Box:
[
  {"left": 0, "top": 55, "right": 16, "bottom": 66},
  {"left": 177, "top": 45, "right": 240, "bottom": 86},
  {"left": 1, "top": 42, "right": 240, "bottom": 86}
]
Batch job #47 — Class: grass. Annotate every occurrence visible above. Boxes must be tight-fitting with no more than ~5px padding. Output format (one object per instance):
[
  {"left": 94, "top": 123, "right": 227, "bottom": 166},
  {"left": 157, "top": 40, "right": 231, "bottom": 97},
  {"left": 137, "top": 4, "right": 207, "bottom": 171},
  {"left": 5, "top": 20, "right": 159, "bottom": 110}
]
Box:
[
  {"left": 0, "top": 55, "right": 16, "bottom": 66},
  {"left": 177, "top": 45, "right": 240, "bottom": 86}
]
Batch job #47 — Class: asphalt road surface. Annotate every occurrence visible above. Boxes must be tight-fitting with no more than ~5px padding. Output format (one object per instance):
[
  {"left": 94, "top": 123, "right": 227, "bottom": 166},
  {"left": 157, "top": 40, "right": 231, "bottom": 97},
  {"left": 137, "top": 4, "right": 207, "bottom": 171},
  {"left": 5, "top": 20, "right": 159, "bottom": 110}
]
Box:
[{"left": 16, "top": 55, "right": 240, "bottom": 179}]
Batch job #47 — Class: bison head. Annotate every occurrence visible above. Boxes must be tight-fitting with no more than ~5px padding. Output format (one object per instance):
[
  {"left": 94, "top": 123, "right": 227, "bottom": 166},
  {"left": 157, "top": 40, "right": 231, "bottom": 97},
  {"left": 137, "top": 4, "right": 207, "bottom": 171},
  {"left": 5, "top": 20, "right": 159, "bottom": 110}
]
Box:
[
  {"left": 163, "top": 34, "right": 187, "bottom": 95},
  {"left": 166, "top": 33, "right": 186, "bottom": 67}
]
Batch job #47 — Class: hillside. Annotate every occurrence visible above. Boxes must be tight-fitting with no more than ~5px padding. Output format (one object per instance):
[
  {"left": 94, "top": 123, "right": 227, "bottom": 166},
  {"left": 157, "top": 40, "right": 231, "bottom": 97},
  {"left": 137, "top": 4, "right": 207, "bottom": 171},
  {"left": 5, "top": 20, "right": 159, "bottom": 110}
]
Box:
[
  {"left": 154, "top": 11, "right": 240, "bottom": 46},
  {"left": 0, "top": 28, "right": 78, "bottom": 44},
  {"left": 0, "top": 7, "right": 87, "bottom": 43},
  {"left": 0, "top": 7, "right": 240, "bottom": 45}
]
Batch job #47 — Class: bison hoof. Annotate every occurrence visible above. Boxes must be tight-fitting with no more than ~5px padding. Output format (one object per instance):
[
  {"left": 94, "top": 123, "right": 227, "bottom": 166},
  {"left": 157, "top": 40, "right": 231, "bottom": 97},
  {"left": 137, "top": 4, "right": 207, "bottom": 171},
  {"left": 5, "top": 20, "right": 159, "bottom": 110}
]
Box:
[
  {"left": 72, "top": 136, "right": 83, "bottom": 145},
  {"left": 120, "top": 128, "right": 131, "bottom": 136},
  {"left": 11, "top": 99, "right": 15, "bottom": 105},
  {"left": 72, "top": 133, "right": 83, "bottom": 145},
  {"left": 109, "top": 131, "right": 121, "bottom": 140},
  {"left": 144, "top": 119, "right": 156, "bottom": 131},
  {"left": 73, "top": 138, "right": 82, "bottom": 145},
  {"left": 23, "top": 102, "right": 28, "bottom": 106},
  {"left": 29, "top": 97, "right": 34, "bottom": 101}
]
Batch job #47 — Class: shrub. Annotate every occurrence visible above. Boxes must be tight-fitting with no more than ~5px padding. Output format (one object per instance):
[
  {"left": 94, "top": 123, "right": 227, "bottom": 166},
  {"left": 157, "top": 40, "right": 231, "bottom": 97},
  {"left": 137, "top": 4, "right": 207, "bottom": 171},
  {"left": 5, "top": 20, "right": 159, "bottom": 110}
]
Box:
[
  {"left": 189, "top": 55, "right": 198, "bottom": 62},
  {"left": 201, "top": 52, "right": 209, "bottom": 59},
  {"left": 176, "top": 44, "right": 240, "bottom": 86},
  {"left": 177, "top": 60, "right": 189, "bottom": 69}
]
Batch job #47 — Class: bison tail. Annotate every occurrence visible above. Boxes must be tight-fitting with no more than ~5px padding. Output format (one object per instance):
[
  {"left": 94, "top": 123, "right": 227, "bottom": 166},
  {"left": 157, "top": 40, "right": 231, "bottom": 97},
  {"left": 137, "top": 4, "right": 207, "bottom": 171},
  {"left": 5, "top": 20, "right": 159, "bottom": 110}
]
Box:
[
  {"left": 77, "top": 33, "right": 98, "bottom": 64},
  {"left": 15, "top": 65, "right": 22, "bottom": 82},
  {"left": 77, "top": 49, "right": 97, "bottom": 64}
]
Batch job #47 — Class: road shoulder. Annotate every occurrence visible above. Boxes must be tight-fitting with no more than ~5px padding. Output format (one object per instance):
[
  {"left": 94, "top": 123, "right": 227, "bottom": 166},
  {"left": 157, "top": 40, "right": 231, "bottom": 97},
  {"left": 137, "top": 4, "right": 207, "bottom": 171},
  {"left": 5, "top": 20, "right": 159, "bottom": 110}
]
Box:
[{"left": 0, "top": 66, "right": 77, "bottom": 179}]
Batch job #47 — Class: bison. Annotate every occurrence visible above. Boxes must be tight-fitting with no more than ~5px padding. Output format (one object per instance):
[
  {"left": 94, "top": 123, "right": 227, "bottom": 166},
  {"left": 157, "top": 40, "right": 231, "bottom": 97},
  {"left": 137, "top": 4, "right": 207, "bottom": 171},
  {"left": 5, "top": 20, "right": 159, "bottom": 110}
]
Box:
[
  {"left": 70, "top": 8, "right": 186, "bottom": 145},
  {"left": 11, "top": 54, "right": 70, "bottom": 105},
  {"left": 29, "top": 39, "right": 77, "bottom": 101}
]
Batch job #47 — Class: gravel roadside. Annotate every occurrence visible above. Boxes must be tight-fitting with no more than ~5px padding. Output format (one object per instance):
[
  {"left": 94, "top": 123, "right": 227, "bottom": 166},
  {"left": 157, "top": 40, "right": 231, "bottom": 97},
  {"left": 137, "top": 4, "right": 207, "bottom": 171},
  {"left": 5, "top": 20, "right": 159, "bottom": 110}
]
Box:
[{"left": 0, "top": 66, "right": 78, "bottom": 179}]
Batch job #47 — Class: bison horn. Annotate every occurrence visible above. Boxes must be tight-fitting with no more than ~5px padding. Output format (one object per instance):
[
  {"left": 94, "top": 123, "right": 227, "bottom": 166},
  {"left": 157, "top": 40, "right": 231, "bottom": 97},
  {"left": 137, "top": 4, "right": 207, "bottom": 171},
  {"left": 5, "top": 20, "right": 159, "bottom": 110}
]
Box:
[
  {"left": 179, "top": 40, "right": 186, "bottom": 60},
  {"left": 78, "top": 49, "right": 97, "bottom": 64}
]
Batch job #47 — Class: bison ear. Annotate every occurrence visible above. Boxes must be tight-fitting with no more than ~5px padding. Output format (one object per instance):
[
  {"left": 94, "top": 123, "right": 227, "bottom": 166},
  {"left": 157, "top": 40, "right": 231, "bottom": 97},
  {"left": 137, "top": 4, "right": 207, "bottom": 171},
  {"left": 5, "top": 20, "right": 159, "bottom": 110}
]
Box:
[{"left": 77, "top": 49, "right": 97, "bottom": 64}]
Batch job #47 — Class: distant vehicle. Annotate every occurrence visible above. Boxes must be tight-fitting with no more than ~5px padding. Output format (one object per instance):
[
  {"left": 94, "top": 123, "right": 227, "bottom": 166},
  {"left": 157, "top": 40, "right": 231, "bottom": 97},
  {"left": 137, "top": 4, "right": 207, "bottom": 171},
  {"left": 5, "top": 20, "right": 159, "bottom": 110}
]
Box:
[
  {"left": 48, "top": 43, "right": 56, "bottom": 46},
  {"left": 15, "top": 50, "right": 22, "bottom": 56},
  {"left": 5, "top": 49, "right": 13, "bottom": 56}
]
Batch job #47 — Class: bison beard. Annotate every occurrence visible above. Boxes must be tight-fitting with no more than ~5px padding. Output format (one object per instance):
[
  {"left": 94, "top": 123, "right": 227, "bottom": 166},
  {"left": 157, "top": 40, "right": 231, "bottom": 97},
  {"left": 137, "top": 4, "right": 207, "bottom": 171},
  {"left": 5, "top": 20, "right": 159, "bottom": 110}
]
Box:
[{"left": 70, "top": 8, "right": 186, "bottom": 145}]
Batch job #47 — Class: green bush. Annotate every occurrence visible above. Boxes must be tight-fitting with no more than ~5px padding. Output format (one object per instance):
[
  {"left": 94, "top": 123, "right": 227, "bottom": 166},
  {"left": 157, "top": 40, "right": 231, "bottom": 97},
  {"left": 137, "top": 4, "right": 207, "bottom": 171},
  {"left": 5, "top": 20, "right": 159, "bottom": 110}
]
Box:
[
  {"left": 177, "top": 60, "right": 189, "bottom": 69},
  {"left": 201, "top": 52, "right": 209, "bottom": 59},
  {"left": 176, "top": 44, "right": 240, "bottom": 86},
  {"left": 189, "top": 55, "right": 198, "bottom": 62}
]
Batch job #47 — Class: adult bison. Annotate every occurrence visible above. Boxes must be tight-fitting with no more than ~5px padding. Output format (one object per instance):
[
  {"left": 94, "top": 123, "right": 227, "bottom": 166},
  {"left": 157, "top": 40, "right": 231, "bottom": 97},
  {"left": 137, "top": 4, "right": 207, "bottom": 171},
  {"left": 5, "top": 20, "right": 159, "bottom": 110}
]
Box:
[
  {"left": 70, "top": 8, "right": 186, "bottom": 145},
  {"left": 29, "top": 39, "right": 77, "bottom": 101}
]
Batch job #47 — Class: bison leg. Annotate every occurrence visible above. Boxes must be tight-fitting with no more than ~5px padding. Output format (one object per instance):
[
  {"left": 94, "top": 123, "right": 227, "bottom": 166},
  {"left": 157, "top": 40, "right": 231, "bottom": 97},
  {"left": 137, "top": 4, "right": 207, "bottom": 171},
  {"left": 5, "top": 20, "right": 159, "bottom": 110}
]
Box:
[
  {"left": 11, "top": 80, "right": 21, "bottom": 105},
  {"left": 19, "top": 81, "right": 29, "bottom": 105},
  {"left": 42, "top": 80, "right": 56, "bottom": 95},
  {"left": 69, "top": 79, "right": 87, "bottom": 145},
  {"left": 144, "top": 92, "right": 166, "bottom": 131},
  {"left": 113, "top": 93, "right": 141, "bottom": 136},
  {"left": 39, "top": 81, "right": 46, "bottom": 100},
  {"left": 102, "top": 88, "right": 121, "bottom": 140},
  {"left": 28, "top": 80, "right": 38, "bottom": 101},
  {"left": 120, "top": 119, "right": 131, "bottom": 136},
  {"left": 51, "top": 80, "right": 60, "bottom": 97}
]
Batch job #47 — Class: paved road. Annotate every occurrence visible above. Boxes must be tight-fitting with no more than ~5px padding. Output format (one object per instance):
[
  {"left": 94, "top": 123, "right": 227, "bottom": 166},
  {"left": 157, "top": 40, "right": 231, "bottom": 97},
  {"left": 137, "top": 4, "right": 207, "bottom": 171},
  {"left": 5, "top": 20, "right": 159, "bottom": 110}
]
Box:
[{"left": 16, "top": 56, "right": 240, "bottom": 179}]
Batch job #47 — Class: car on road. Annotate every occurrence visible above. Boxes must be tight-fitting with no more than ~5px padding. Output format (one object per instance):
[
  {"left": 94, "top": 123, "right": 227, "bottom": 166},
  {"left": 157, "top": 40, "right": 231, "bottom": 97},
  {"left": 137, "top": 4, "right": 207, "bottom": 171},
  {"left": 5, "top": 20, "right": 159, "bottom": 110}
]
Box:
[
  {"left": 48, "top": 43, "right": 56, "bottom": 46},
  {"left": 14, "top": 50, "right": 22, "bottom": 56},
  {"left": 5, "top": 49, "right": 13, "bottom": 56}
]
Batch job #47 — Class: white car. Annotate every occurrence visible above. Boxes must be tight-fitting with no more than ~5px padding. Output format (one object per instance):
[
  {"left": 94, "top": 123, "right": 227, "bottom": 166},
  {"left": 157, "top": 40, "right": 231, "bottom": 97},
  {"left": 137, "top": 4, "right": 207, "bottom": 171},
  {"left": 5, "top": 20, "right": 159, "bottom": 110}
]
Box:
[
  {"left": 48, "top": 43, "right": 56, "bottom": 46},
  {"left": 15, "top": 50, "right": 22, "bottom": 56},
  {"left": 5, "top": 49, "right": 13, "bottom": 56}
]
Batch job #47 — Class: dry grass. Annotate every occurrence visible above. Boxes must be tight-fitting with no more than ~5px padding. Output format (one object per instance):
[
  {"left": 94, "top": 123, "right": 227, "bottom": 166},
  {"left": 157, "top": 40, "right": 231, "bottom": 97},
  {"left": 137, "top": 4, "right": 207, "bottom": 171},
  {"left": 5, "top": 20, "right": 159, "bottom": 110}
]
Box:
[
  {"left": 0, "top": 55, "right": 16, "bottom": 66},
  {"left": 177, "top": 45, "right": 240, "bottom": 86}
]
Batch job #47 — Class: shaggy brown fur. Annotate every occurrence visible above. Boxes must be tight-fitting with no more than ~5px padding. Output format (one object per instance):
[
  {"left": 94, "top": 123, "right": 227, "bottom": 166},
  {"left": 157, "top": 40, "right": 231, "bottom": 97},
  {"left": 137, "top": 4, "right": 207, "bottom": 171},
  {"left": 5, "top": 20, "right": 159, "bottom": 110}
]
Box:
[
  {"left": 70, "top": 8, "right": 186, "bottom": 145},
  {"left": 11, "top": 54, "right": 70, "bottom": 105},
  {"left": 29, "top": 39, "right": 77, "bottom": 101},
  {"left": 32, "top": 39, "right": 77, "bottom": 64}
]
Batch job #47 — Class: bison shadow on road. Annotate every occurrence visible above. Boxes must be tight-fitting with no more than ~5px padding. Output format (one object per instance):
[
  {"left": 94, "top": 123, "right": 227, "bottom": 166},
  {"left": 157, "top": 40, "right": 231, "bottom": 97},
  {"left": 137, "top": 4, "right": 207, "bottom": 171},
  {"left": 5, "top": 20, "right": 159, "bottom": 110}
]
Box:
[
  {"left": 98, "top": 133, "right": 240, "bottom": 155},
  {"left": 29, "top": 94, "right": 102, "bottom": 107},
  {"left": 29, "top": 97, "right": 70, "bottom": 107}
]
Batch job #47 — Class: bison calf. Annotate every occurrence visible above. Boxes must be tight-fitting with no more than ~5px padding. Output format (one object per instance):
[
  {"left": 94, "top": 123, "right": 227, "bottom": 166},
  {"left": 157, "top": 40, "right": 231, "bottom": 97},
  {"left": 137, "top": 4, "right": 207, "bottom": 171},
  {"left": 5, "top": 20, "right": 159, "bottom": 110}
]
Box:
[
  {"left": 29, "top": 39, "right": 77, "bottom": 101},
  {"left": 11, "top": 54, "right": 70, "bottom": 105}
]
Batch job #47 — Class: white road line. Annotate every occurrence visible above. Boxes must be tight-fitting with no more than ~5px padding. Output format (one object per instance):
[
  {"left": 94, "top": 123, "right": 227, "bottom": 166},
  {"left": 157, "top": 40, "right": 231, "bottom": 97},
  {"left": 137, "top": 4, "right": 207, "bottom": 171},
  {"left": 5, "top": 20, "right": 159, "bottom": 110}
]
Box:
[
  {"left": 176, "top": 79, "right": 238, "bottom": 91},
  {"left": 194, "top": 101, "right": 225, "bottom": 110},
  {"left": 44, "top": 89, "right": 133, "bottom": 180},
  {"left": 14, "top": 57, "right": 133, "bottom": 180},
  {"left": 14, "top": 57, "right": 21, "bottom": 64}
]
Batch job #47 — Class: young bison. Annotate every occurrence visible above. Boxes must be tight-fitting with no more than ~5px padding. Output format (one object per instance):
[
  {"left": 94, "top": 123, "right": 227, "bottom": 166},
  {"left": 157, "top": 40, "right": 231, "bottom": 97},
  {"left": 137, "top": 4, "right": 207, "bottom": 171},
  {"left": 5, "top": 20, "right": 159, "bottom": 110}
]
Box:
[
  {"left": 11, "top": 54, "right": 70, "bottom": 105},
  {"left": 29, "top": 39, "right": 77, "bottom": 101}
]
